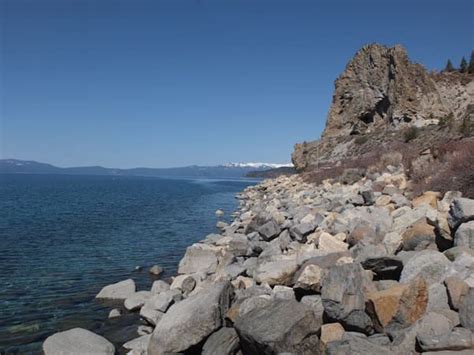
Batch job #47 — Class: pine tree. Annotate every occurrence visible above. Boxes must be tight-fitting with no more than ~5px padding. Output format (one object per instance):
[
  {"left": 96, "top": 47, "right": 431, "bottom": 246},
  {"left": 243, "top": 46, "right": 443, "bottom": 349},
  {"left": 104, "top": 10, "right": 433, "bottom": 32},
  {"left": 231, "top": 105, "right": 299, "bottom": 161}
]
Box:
[
  {"left": 460, "top": 57, "right": 468, "bottom": 73},
  {"left": 469, "top": 51, "right": 474, "bottom": 74},
  {"left": 445, "top": 59, "right": 454, "bottom": 72}
]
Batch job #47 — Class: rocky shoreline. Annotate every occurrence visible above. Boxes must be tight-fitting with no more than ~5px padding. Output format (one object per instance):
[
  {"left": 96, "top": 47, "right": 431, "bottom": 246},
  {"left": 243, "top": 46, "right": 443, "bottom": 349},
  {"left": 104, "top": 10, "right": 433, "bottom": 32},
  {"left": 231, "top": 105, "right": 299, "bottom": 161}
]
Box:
[{"left": 43, "top": 163, "right": 474, "bottom": 354}]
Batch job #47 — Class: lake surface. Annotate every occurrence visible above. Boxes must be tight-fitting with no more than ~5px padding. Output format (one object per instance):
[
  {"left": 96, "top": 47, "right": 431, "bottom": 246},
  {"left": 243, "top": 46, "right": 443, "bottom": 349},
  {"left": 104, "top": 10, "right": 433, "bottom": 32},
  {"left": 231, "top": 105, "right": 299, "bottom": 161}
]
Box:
[{"left": 0, "top": 174, "right": 256, "bottom": 354}]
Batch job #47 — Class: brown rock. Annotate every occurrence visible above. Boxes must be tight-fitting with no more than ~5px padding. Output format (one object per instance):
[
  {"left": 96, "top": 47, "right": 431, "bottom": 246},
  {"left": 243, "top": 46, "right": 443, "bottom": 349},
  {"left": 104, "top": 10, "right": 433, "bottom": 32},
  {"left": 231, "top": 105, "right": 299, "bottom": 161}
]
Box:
[
  {"left": 401, "top": 218, "right": 436, "bottom": 251},
  {"left": 376, "top": 195, "right": 392, "bottom": 207},
  {"left": 367, "top": 277, "right": 428, "bottom": 333},
  {"left": 320, "top": 323, "right": 345, "bottom": 349},
  {"left": 412, "top": 191, "right": 441, "bottom": 209},
  {"left": 348, "top": 224, "right": 376, "bottom": 246},
  {"left": 445, "top": 276, "right": 469, "bottom": 310}
]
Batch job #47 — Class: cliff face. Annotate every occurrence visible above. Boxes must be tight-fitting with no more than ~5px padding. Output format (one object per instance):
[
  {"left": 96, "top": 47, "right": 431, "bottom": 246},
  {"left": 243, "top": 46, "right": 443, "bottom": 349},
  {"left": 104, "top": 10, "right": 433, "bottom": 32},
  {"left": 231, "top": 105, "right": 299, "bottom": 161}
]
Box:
[{"left": 292, "top": 44, "right": 473, "bottom": 171}]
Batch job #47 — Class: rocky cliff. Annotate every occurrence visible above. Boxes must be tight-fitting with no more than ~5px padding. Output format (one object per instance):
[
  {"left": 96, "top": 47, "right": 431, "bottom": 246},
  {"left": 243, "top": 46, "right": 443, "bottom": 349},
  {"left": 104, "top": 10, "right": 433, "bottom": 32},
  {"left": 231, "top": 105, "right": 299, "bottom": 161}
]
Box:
[{"left": 292, "top": 44, "right": 474, "bottom": 170}]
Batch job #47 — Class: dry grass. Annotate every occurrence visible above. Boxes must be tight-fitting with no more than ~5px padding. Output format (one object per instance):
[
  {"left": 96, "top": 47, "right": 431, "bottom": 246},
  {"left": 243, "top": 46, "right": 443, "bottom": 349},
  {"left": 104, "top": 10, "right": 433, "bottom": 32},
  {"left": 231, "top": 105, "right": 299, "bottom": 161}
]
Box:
[
  {"left": 302, "top": 135, "right": 474, "bottom": 198},
  {"left": 411, "top": 139, "right": 474, "bottom": 198}
]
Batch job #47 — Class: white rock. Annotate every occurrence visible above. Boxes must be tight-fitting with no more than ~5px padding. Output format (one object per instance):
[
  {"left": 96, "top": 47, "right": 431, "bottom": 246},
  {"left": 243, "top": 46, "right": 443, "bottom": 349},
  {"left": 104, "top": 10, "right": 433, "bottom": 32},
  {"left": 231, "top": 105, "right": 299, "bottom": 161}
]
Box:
[
  {"left": 318, "top": 232, "right": 349, "bottom": 252},
  {"left": 96, "top": 279, "right": 136, "bottom": 300},
  {"left": 124, "top": 291, "right": 152, "bottom": 311},
  {"left": 43, "top": 328, "right": 114, "bottom": 355}
]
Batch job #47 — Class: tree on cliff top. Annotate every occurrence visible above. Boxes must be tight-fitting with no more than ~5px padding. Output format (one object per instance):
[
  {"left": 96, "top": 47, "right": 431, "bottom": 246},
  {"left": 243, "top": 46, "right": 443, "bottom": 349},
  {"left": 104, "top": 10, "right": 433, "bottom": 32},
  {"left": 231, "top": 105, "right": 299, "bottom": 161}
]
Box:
[
  {"left": 460, "top": 57, "right": 468, "bottom": 73},
  {"left": 469, "top": 51, "right": 474, "bottom": 74},
  {"left": 444, "top": 59, "right": 455, "bottom": 72}
]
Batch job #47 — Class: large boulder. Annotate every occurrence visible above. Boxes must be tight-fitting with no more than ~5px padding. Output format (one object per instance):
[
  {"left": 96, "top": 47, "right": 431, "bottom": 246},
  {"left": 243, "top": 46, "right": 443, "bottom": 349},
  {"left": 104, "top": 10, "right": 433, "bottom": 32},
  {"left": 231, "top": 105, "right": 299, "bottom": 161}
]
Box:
[
  {"left": 148, "top": 281, "right": 232, "bottom": 354},
  {"left": 123, "top": 334, "right": 151, "bottom": 353},
  {"left": 201, "top": 327, "right": 240, "bottom": 355},
  {"left": 294, "top": 264, "right": 323, "bottom": 292},
  {"left": 234, "top": 299, "right": 322, "bottom": 354},
  {"left": 399, "top": 250, "right": 451, "bottom": 285},
  {"left": 321, "top": 263, "right": 375, "bottom": 333},
  {"left": 401, "top": 218, "right": 436, "bottom": 251},
  {"left": 326, "top": 332, "right": 392, "bottom": 354},
  {"left": 95, "top": 279, "right": 136, "bottom": 300},
  {"left": 177, "top": 243, "right": 219, "bottom": 274},
  {"left": 391, "top": 312, "right": 456, "bottom": 353},
  {"left": 257, "top": 220, "right": 281, "bottom": 241},
  {"left": 448, "top": 198, "right": 474, "bottom": 230},
  {"left": 124, "top": 291, "right": 152, "bottom": 311},
  {"left": 366, "top": 277, "right": 428, "bottom": 333},
  {"left": 459, "top": 287, "right": 474, "bottom": 331},
  {"left": 454, "top": 221, "right": 474, "bottom": 248},
  {"left": 417, "top": 327, "right": 474, "bottom": 352},
  {"left": 43, "top": 328, "right": 114, "bottom": 355},
  {"left": 318, "top": 232, "right": 349, "bottom": 252},
  {"left": 253, "top": 257, "right": 298, "bottom": 286},
  {"left": 444, "top": 276, "right": 469, "bottom": 310}
]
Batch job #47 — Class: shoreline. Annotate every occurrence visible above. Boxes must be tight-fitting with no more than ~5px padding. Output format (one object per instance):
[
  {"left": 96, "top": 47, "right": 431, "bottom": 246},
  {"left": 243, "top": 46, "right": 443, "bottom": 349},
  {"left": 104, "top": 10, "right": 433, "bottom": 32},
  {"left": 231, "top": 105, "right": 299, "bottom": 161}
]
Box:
[{"left": 43, "top": 168, "right": 474, "bottom": 354}]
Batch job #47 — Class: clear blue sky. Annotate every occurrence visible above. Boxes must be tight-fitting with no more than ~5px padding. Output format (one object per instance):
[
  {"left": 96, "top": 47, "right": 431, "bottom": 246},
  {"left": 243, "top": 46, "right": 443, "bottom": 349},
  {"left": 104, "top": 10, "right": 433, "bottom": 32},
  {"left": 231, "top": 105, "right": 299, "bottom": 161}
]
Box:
[{"left": 1, "top": 0, "right": 473, "bottom": 168}]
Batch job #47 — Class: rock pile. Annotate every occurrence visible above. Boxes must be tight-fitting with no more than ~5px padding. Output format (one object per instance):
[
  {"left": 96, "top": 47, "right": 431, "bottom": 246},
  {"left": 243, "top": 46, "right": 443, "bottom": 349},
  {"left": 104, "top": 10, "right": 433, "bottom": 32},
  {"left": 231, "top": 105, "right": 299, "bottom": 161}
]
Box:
[{"left": 43, "top": 168, "right": 474, "bottom": 354}]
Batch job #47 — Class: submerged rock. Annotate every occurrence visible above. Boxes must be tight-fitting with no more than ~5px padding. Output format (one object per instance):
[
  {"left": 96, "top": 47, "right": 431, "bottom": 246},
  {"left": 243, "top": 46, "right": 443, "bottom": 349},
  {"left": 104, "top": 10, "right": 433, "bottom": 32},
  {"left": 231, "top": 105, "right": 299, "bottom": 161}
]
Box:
[
  {"left": 149, "top": 265, "right": 164, "bottom": 276},
  {"left": 43, "top": 328, "right": 114, "bottom": 355},
  {"left": 96, "top": 279, "right": 136, "bottom": 300}
]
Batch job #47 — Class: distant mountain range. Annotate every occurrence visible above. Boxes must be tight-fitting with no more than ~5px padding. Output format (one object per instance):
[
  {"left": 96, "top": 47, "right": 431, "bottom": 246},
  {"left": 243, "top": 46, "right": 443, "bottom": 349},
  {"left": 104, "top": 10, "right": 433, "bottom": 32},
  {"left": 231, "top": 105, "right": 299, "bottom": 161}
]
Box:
[{"left": 0, "top": 159, "right": 293, "bottom": 179}]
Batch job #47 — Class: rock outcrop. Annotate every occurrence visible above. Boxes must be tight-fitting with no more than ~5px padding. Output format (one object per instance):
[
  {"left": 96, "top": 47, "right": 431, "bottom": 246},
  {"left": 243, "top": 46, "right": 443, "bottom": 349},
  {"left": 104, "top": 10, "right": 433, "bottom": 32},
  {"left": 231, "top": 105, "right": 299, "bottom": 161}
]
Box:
[{"left": 292, "top": 44, "right": 474, "bottom": 170}]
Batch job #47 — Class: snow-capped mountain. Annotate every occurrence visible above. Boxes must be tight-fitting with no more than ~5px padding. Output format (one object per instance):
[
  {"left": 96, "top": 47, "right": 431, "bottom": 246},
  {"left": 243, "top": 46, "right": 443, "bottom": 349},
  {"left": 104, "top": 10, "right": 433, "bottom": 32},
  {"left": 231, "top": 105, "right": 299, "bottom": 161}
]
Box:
[
  {"left": 0, "top": 159, "right": 294, "bottom": 179},
  {"left": 223, "top": 162, "right": 293, "bottom": 169}
]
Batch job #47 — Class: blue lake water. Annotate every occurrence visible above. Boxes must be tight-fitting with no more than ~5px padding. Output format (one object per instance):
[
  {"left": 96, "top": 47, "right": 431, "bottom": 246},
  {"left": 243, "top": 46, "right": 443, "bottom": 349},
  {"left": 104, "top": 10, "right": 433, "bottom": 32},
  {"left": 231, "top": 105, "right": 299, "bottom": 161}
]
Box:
[{"left": 0, "top": 174, "right": 256, "bottom": 354}]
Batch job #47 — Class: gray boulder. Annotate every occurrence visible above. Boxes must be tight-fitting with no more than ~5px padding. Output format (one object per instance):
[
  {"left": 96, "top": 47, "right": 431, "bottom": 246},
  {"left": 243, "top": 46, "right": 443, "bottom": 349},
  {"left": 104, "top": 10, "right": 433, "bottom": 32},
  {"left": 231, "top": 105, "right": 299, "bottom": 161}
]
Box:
[
  {"left": 321, "top": 263, "right": 374, "bottom": 333},
  {"left": 124, "top": 291, "right": 152, "bottom": 311},
  {"left": 417, "top": 327, "right": 474, "bottom": 352},
  {"left": 399, "top": 250, "right": 451, "bottom": 285},
  {"left": 202, "top": 327, "right": 240, "bottom": 355},
  {"left": 234, "top": 299, "right": 321, "bottom": 354},
  {"left": 454, "top": 221, "right": 474, "bottom": 248},
  {"left": 43, "top": 328, "right": 114, "bottom": 355},
  {"left": 427, "top": 283, "right": 450, "bottom": 312},
  {"left": 151, "top": 280, "right": 170, "bottom": 294},
  {"left": 148, "top": 281, "right": 232, "bottom": 354},
  {"left": 228, "top": 234, "right": 252, "bottom": 256},
  {"left": 326, "top": 333, "right": 392, "bottom": 354},
  {"left": 289, "top": 223, "right": 316, "bottom": 242},
  {"left": 123, "top": 334, "right": 151, "bottom": 353},
  {"left": 448, "top": 197, "right": 474, "bottom": 230},
  {"left": 253, "top": 257, "right": 298, "bottom": 286},
  {"left": 459, "top": 287, "right": 474, "bottom": 331},
  {"left": 391, "top": 312, "right": 455, "bottom": 353},
  {"left": 258, "top": 220, "right": 281, "bottom": 241},
  {"left": 300, "top": 295, "right": 325, "bottom": 319},
  {"left": 177, "top": 243, "right": 219, "bottom": 274},
  {"left": 95, "top": 279, "right": 136, "bottom": 300}
]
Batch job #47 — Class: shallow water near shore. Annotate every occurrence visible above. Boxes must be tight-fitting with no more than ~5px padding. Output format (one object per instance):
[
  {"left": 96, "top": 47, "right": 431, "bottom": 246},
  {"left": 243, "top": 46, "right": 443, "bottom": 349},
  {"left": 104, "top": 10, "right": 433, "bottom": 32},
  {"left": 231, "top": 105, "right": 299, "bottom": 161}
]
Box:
[{"left": 0, "top": 174, "right": 256, "bottom": 354}]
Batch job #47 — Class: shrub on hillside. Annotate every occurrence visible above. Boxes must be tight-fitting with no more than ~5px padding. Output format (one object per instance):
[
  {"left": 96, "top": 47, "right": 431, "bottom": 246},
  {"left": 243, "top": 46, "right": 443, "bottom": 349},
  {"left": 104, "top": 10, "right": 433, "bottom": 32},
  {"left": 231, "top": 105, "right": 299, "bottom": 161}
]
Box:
[
  {"left": 354, "top": 135, "right": 369, "bottom": 145},
  {"left": 411, "top": 139, "right": 474, "bottom": 198},
  {"left": 403, "top": 126, "right": 420, "bottom": 142},
  {"left": 459, "top": 115, "right": 474, "bottom": 137},
  {"left": 438, "top": 112, "right": 455, "bottom": 129},
  {"left": 380, "top": 151, "right": 403, "bottom": 168}
]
